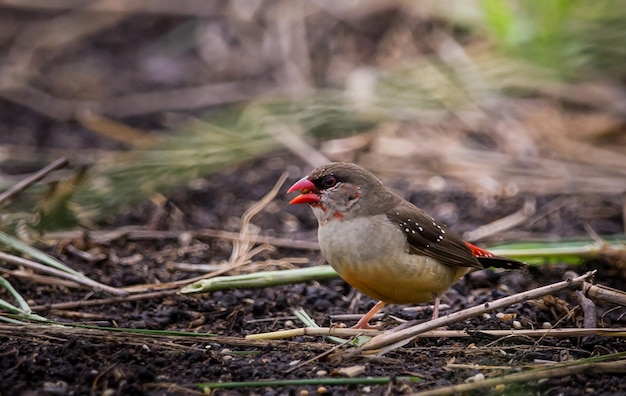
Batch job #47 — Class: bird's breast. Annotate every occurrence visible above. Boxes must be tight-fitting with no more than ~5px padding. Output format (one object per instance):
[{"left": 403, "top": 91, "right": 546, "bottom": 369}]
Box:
[{"left": 318, "top": 215, "right": 468, "bottom": 304}]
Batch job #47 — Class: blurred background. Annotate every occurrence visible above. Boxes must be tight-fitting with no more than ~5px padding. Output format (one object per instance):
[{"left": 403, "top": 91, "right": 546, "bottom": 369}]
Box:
[{"left": 0, "top": 0, "right": 625, "bottom": 234}]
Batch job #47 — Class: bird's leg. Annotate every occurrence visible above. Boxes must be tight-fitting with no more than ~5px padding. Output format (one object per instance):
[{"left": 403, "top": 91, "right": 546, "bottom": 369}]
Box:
[
  {"left": 431, "top": 295, "right": 440, "bottom": 320},
  {"left": 352, "top": 300, "right": 386, "bottom": 329}
]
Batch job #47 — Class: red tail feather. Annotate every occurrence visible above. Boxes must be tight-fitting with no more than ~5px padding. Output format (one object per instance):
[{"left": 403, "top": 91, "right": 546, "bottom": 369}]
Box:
[
  {"left": 465, "top": 242, "right": 496, "bottom": 258},
  {"left": 465, "top": 241, "right": 525, "bottom": 269}
]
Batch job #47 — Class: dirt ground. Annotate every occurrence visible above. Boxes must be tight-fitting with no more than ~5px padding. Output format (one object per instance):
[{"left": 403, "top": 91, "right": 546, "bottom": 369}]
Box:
[
  {"left": 1, "top": 2, "right": 626, "bottom": 395},
  {"left": 1, "top": 156, "right": 625, "bottom": 395}
]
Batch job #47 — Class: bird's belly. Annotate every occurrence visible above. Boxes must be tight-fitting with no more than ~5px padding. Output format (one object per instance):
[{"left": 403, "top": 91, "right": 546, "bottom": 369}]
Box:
[
  {"left": 318, "top": 216, "right": 469, "bottom": 304},
  {"left": 334, "top": 255, "right": 468, "bottom": 304}
]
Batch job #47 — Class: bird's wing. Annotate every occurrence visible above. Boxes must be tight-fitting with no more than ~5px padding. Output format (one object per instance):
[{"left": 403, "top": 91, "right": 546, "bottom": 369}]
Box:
[{"left": 386, "top": 203, "right": 483, "bottom": 270}]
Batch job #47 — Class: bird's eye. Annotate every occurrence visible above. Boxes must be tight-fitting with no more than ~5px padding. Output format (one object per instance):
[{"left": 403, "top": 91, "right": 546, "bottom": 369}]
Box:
[{"left": 321, "top": 175, "right": 337, "bottom": 188}]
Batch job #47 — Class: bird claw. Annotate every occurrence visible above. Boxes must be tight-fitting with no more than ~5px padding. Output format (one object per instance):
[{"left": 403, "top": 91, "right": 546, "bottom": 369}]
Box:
[{"left": 351, "top": 320, "right": 383, "bottom": 330}]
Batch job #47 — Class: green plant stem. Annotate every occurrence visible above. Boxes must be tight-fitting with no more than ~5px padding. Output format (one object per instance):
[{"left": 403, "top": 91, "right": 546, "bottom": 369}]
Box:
[
  {"left": 0, "top": 231, "right": 84, "bottom": 278},
  {"left": 0, "top": 277, "right": 32, "bottom": 314},
  {"left": 292, "top": 308, "right": 348, "bottom": 344},
  {"left": 179, "top": 265, "right": 338, "bottom": 294}
]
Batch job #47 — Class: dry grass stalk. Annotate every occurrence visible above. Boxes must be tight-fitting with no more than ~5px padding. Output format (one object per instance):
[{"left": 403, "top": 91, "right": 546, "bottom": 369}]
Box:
[
  {"left": 0, "top": 323, "right": 330, "bottom": 351},
  {"left": 101, "top": 172, "right": 289, "bottom": 295},
  {"left": 229, "top": 172, "right": 288, "bottom": 266},
  {"left": 0, "top": 251, "right": 126, "bottom": 296},
  {"left": 0, "top": 157, "right": 68, "bottom": 208},
  {"left": 44, "top": 227, "right": 321, "bottom": 250},
  {"left": 410, "top": 360, "right": 626, "bottom": 396},
  {"left": 29, "top": 289, "right": 179, "bottom": 312},
  {"left": 462, "top": 199, "right": 536, "bottom": 241},
  {"left": 0, "top": 268, "right": 84, "bottom": 290},
  {"left": 246, "top": 326, "right": 626, "bottom": 341}
]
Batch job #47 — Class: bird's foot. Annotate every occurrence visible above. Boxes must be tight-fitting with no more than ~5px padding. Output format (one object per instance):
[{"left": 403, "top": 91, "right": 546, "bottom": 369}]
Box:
[
  {"left": 351, "top": 300, "right": 387, "bottom": 329},
  {"left": 351, "top": 318, "right": 383, "bottom": 330}
]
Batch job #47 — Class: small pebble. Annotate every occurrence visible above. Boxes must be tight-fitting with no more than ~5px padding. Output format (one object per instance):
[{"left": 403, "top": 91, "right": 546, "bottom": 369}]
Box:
[
  {"left": 542, "top": 322, "right": 552, "bottom": 329},
  {"left": 428, "top": 175, "right": 447, "bottom": 190},
  {"left": 43, "top": 381, "right": 67, "bottom": 393},
  {"left": 316, "top": 370, "right": 327, "bottom": 376},
  {"left": 495, "top": 383, "right": 506, "bottom": 394},
  {"left": 513, "top": 320, "right": 522, "bottom": 329},
  {"left": 317, "top": 386, "right": 328, "bottom": 394},
  {"left": 482, "top": 313, "right": 491, "bottom": 320},
  {"left": 284, "top": 320, "right": 295, "bottom": 328},
  {"left": 178, "top": 232, "right": 193, "bottom": 247},
  {"left": 299, "top": 390, "right": 309, "bottom": 396},
  {"left": 465, "top": 373, "right": 485, "bottom": 383},
  {"left": 496, "top": 312, "right": 517, "bottom": 321}
]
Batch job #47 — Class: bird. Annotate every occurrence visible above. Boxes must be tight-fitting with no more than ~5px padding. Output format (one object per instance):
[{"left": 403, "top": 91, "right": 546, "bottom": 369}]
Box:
[{"left": 287, "top": 162, "right": 524, "bottom": 329}]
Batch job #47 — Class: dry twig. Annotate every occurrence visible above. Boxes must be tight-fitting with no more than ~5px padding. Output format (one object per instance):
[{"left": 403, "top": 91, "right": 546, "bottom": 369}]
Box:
[
  {"left": 246, "top": 326, "right": 626, "bottom": 341},
  {"left": 0, "top": 157, "right": 68, "bottom": 208},
  {"left": 463, "top": 199, "right": 536, "bottom": 242},
  {"left": 565, "top": 271, "right": 597, "bottom": 328},
  {"left": 411, "top": 360, "right": 626, "bottom": 396}
]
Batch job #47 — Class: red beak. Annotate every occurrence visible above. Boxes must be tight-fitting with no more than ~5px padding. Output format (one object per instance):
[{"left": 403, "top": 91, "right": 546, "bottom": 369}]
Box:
[{"left": 287, "top": 176, "right": 320, "bottom": 204}]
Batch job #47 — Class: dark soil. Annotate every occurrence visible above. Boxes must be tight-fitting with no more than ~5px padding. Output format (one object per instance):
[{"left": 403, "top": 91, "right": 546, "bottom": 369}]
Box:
[
  {"left": 1, "top": 156, "right": 625, "bottom": 396},
  {"left": 0, "top": 4, "right": 625, "bottom": 395}
]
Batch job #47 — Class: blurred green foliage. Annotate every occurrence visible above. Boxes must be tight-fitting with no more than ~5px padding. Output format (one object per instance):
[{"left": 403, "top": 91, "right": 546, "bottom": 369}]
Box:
[{"left": 477, "top": 0, "right": 626, "bottom": 79}]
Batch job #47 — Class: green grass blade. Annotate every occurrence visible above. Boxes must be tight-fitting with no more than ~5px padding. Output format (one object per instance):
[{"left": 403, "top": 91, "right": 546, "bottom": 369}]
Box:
[
  {"left": 0, "top": 277, "right": 32, "bottom": 314},
  {"left": 292, "top": 308, "right": 349, "bottom": 344},
  {"left": 0, "top": 231, "right": 85, "bottom": 278},
  {"left": 488, "top": 238, "right": 625, "bottom": 265}
]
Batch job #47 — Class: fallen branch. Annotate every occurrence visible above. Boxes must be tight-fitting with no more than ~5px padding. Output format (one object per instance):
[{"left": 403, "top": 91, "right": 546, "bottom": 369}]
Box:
[
  {"left": 583, "top": 282, "right": 626, "bottom": 306},
  {"left": 343, "top": 271, "right": 596, "bottom": 357}
]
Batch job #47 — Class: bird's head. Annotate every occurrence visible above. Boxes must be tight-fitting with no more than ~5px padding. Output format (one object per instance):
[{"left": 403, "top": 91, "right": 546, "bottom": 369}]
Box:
[{"left": 288, "top": 162, "right": 394, "bottom": 223}]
